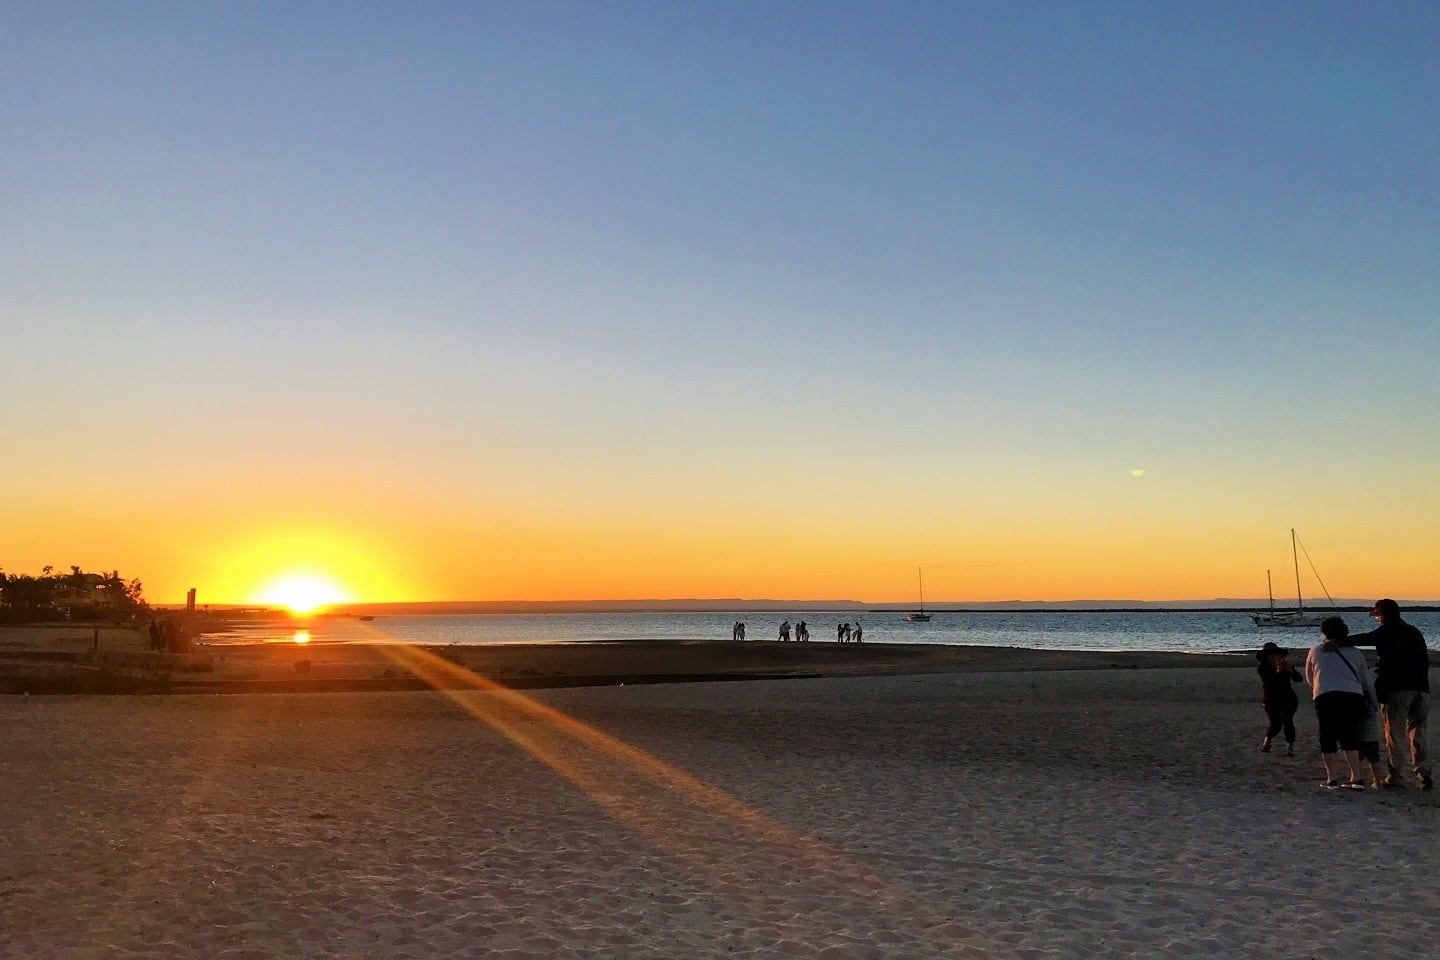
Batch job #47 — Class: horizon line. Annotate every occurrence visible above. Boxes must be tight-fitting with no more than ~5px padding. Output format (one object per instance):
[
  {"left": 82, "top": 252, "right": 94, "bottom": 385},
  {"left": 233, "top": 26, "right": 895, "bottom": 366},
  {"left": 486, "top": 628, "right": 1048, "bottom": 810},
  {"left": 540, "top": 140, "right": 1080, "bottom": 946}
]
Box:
[{"left": 157, "top": 597, "right": 1440, "bottom": 611}]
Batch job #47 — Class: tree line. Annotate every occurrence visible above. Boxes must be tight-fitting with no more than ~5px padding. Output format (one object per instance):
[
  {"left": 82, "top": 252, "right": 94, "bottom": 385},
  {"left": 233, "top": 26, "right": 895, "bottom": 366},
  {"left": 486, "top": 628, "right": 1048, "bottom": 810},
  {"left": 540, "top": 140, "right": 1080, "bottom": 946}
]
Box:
[{"left": 0, "top": 565, "right": 148, "bottom": 624}]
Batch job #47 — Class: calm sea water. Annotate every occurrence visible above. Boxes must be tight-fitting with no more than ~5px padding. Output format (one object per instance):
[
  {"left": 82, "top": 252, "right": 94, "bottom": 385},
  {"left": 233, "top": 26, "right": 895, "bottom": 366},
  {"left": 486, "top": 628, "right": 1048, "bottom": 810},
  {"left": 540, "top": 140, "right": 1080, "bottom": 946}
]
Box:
[{"left": 199, "top": 609, "right": 1440, "bottom": 655}]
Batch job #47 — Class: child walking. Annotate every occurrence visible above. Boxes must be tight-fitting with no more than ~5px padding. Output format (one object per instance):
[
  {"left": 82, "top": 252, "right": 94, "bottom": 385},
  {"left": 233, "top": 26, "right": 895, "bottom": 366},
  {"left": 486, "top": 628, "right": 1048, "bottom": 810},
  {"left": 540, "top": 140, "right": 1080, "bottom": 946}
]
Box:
[{"left": 1256, "top": 641, "right": 1302, "bottom": 756}]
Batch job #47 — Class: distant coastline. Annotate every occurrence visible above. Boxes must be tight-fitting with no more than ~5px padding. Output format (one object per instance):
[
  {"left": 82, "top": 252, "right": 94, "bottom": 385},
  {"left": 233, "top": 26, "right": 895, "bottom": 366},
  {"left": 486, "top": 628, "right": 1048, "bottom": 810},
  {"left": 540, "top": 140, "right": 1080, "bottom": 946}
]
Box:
[{"left": 152, "top": 599, "right": 1440, "bottom": 615}]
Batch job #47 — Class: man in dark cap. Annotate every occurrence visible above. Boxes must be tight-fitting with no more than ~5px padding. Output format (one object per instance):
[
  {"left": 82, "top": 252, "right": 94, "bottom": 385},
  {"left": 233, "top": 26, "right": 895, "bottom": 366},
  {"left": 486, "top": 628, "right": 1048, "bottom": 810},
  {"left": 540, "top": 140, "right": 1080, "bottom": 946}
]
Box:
[{"left": 1346, "top": 599, "right": 1432, "bottom": 790}]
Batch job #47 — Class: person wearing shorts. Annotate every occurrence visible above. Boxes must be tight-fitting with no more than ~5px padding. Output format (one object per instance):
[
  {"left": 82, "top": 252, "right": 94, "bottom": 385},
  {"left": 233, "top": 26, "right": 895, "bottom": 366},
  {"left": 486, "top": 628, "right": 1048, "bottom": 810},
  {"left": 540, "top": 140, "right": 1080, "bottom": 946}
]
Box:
[{"left": 1303, "top": 617, "right": 1374, "bottom": 790}]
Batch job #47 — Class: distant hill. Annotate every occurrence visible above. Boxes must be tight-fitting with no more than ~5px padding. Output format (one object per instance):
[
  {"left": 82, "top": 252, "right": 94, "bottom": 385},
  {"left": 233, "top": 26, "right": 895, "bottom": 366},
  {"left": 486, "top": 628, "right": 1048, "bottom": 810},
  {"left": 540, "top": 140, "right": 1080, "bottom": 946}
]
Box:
[
  {"left": 328, "top": 599, "right": 870, "bottom": 616},
  {"left": 328, "top": 598, "right": 1436, "bottom": 615}
]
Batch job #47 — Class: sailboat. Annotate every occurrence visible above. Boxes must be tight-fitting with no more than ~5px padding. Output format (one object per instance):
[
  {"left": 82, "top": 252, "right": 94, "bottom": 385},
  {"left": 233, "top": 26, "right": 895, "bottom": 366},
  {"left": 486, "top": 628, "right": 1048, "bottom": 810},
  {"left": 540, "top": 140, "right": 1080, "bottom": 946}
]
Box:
[
  {"left": 1252, "top": 529, "right": 1330, "bottom": 628},
  {"left": 903, "top": 568, "right": 932, "bottom": 622}
]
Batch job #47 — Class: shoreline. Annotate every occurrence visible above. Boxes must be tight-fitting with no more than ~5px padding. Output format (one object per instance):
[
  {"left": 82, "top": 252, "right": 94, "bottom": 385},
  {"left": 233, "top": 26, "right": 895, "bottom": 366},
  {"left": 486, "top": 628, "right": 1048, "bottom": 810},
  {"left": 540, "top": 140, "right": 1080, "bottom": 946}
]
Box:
[{"left": 0, "top": 624, "right": 1252, "bottom": 695}]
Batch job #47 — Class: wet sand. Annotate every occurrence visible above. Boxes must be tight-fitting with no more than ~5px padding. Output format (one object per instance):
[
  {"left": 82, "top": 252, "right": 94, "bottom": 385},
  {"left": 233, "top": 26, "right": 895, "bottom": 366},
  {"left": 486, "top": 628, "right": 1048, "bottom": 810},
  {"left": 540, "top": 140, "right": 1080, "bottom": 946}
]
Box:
[{"left": 0, "top": 622, "right": 1243, "bottom": 693}]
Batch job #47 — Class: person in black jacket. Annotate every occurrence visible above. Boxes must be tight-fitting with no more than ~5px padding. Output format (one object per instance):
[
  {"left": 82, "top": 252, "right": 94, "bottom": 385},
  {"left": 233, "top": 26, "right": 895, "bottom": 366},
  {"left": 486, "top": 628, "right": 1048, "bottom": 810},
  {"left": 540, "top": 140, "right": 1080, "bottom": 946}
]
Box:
[
  {"left": 1256, "top": 641, "right": 1303, "bottom": 755},
  {"left": 1345, "top": 599, "right": 1432, "bottom": 790}
]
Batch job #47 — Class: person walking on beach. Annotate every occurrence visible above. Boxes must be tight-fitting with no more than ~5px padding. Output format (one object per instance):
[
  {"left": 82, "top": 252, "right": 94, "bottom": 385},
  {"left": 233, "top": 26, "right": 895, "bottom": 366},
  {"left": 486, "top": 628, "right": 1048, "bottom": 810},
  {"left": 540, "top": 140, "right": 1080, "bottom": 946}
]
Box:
[
  {"left": 1304, "top": 617, "right": 1374, "bottom": 790},
  {"left": 1256, "top": 641, "right": 1302, "bottom": 756},
  {"left": 732, "top": 621, "right": 745, "bottom": 642},
  {"left": 779, "top": 620, "right": 791, "bottom": 642},
  {"left": 797, "top": 620, "right": 809, "bottom": 642},
  {"left": 1344, "top": 599, "right": 1431, "bottom": 790},
  {"left": 853, "top": 622, "right": 863, "bottom": 643}
]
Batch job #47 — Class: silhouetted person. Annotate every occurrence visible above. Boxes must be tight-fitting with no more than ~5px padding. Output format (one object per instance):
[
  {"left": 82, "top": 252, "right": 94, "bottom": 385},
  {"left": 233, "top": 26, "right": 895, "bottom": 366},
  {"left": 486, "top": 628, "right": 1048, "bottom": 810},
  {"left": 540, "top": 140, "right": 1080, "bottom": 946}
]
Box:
[
  {"left": 1256, "top": 641, "right": 1301, "bottom": 755},
  {"left": 1345, "top": 599, "right": 1432, "bottom": 790},
  {"left": 853, "top": 622, "right": 863, "bottom": 644},
  {"left": 779, "top": 620, "right": 791, "bottom": 642}
]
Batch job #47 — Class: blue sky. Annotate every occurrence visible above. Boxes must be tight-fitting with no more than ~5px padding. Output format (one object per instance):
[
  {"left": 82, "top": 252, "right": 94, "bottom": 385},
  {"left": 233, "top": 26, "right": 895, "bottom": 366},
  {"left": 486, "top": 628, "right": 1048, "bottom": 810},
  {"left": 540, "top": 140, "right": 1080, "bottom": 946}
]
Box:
[{"left": 3, "top": 2, "right": 1437, "bottom": 602}]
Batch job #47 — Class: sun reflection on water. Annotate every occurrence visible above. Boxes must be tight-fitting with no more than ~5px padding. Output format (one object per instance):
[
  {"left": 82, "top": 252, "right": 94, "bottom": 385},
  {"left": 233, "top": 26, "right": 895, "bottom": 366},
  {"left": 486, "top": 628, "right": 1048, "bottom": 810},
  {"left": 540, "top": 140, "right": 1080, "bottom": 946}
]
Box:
[{"left": 292, "top": 630, "right": 311, "bottom": 644}]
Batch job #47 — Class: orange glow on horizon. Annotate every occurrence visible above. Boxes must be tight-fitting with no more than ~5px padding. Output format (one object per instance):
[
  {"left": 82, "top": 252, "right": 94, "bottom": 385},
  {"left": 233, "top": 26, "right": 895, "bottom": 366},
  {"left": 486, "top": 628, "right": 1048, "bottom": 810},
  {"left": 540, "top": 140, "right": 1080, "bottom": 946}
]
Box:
[
  {"left": 10, "top": 502, "right": 1433, "bottom": 607},
  {"left": 185, "top": 526, "right": 412, "bottom": 609},
  {"left": 252, "top": 573, "right": 353, "bottom": 615}
]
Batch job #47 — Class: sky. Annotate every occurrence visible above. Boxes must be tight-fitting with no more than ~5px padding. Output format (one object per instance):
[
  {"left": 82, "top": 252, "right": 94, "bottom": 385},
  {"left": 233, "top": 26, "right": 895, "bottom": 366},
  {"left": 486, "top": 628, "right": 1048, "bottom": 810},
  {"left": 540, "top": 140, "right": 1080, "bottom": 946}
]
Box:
[{"left": 3, "top": 2, "right": 1437, "bottom": 606}]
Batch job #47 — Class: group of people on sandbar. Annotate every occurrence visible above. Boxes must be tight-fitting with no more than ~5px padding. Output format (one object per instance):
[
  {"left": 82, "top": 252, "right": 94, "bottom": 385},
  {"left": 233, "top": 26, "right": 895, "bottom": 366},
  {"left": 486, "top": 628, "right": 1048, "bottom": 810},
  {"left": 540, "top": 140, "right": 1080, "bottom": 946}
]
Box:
[
  {"left": 727, "top": 619, "right": 863, "bottom": 643},
  {"left": 1257, "top": 599, "right": 1431, "bottom": 792},
  {"left": 777, "top": 619, "right": 810, "bottom": 642}
]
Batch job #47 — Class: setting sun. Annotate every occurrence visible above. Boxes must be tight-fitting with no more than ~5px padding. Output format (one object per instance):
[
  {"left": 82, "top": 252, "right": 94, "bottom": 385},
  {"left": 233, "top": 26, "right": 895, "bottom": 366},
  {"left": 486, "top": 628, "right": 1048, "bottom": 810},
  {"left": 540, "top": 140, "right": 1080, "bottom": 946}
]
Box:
[{"left": 253, "top": 573, "right": 353, "bottom": 615}]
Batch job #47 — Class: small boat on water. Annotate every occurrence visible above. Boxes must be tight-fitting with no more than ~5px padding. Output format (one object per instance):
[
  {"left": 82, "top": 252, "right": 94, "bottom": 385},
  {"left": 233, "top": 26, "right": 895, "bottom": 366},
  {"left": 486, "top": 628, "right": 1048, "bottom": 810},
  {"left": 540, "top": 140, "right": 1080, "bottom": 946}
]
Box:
[
  {"left": 1252, "top": 529, "right": 1332, "bottom": 628},
  {"left": 903, "top": 568, "right": 932, "bottom": 622}
]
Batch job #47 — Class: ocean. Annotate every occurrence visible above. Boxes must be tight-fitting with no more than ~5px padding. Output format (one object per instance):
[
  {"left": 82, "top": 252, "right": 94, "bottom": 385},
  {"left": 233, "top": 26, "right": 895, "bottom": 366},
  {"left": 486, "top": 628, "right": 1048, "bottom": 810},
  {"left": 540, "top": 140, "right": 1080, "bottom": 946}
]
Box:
[{"left": 198, "top": 608, "right": 1440, "bottom": 655}]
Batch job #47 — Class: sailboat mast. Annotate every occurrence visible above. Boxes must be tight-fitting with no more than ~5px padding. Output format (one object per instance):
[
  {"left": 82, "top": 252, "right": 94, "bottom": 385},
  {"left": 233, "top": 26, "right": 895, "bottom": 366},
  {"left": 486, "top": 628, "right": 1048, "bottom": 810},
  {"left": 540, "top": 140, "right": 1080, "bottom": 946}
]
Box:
[
  {"left": 1291, "top": 528, "right": 1303, "bottom": 613},
  {"left": 917, "top": 567, "right": 925, "bottom": 613},
  {"left": 1267, "top": 569, "right": 1275, "bottom": 614}
]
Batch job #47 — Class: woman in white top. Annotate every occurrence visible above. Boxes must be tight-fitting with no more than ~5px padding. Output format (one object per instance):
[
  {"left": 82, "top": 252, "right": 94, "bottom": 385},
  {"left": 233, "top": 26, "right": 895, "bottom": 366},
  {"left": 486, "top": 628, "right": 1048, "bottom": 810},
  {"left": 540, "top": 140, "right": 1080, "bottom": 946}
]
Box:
[{"left": 1304, "top": 616, "right": 1375, "bottom": 790}]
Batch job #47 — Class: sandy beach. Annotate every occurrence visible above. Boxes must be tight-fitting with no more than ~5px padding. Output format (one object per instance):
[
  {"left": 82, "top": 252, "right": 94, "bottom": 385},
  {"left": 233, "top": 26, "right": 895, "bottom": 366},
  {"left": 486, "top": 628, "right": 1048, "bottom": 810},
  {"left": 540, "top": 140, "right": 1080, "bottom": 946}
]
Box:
[{"left": 3, "top": 636, "right": 1438, "bottom": 958}]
